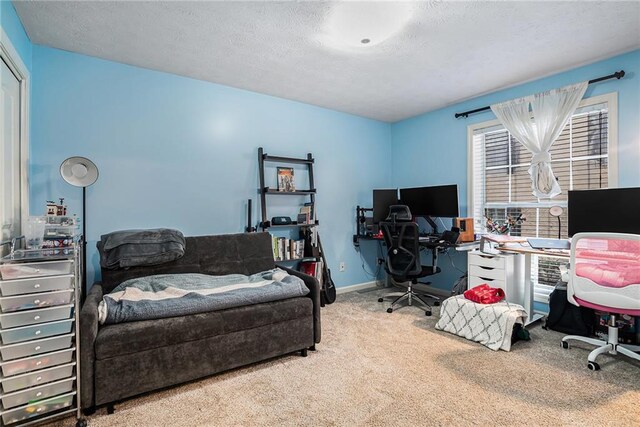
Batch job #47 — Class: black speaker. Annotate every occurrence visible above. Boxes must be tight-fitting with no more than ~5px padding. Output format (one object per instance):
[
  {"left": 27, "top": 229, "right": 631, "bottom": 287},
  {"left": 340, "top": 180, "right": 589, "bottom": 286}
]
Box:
[{"left": 272, "top": 216, "right": 292, "bottom": 225}]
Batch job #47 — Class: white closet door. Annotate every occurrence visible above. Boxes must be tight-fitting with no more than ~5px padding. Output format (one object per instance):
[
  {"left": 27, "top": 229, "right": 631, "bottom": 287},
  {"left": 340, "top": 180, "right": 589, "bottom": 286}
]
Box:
[{"left": 1, "top": 57, "right": 22, "bottom": 245}]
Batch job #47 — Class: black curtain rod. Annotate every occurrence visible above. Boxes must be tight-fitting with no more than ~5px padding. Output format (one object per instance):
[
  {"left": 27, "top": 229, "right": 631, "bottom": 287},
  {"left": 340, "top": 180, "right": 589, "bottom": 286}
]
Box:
[{"left": 454, "top": 70, "right": 625, "bottom": 119}]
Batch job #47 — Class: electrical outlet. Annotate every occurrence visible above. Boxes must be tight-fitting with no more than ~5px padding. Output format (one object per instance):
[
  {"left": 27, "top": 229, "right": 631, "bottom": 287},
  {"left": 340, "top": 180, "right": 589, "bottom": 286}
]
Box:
[{"left": 339, "top": 262, "right": 345, "bottom": 272}]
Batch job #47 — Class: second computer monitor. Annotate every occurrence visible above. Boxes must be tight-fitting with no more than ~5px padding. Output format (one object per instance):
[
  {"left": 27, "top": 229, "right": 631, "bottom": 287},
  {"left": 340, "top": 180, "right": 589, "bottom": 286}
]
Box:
[
  {"left": 373, "top": 189, "right": 399, "bottom": 223},
  {"left": 399, "top": 184, "right": 459, "bottom": 218}
]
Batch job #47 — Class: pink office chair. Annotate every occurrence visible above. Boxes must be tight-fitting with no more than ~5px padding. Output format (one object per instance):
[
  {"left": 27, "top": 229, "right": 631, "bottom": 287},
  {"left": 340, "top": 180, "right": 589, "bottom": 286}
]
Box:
[{"left": 562, "top": 232, "right": 640, "bottom": 370}]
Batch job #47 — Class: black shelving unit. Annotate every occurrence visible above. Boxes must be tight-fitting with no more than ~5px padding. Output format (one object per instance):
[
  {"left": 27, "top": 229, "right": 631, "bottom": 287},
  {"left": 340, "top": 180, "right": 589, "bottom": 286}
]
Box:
[{"left": 257, "top": 147, "right": 336, "bottom": 305}]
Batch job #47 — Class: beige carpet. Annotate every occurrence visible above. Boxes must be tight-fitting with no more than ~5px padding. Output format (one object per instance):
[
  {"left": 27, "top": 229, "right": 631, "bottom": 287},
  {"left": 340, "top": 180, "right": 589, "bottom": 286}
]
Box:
[{"left": 50, "top": 289, "right": 640, "bottom": 427}]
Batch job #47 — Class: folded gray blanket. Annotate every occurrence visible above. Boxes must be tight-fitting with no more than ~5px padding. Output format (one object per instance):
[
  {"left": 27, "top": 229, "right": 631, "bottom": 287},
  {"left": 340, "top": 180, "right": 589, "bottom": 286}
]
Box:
[
  {"left": 99, "top": 228, "right": 185, "bottom": 270},
  {"left": 98, "top": 268, "right": 309, "bottom": 324}
]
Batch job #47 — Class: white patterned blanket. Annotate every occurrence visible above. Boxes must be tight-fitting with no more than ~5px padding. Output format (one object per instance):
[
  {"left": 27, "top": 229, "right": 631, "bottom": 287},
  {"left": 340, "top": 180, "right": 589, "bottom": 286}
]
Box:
[{"left": 435, "top": 295, "right": 528, "bottom": 351}]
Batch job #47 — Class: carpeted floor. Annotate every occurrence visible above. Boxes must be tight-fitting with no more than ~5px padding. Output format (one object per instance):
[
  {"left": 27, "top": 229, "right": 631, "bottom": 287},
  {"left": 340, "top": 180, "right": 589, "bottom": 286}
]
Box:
[{"left": 50, "top": 289, "right": 640, "bottom": 427}]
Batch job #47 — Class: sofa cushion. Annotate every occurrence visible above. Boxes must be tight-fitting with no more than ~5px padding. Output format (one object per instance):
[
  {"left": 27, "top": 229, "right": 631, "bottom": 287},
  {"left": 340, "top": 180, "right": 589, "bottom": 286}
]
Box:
[{"left": 95, "top": 297, "right": 312, "bottom": 360}]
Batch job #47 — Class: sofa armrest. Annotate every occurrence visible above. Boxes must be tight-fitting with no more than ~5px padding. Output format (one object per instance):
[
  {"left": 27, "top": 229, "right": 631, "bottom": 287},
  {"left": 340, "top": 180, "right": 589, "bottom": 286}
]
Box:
[
  {"left": 80, "top": 283, "right": 103, "bottom": 409},
  {"left": 281, "top": 266, "right": 321, "bottom": 344}
]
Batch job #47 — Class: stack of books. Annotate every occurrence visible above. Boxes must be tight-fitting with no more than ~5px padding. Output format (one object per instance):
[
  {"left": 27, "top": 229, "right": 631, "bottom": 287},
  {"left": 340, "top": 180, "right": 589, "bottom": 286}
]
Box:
[
  {"left": 297, "top": 202, "right": 315, "bottom": 225},
  {"left": 300, "top": 259, "right": 324, "bottom": 286},
  {"left": 271, "top": 237, "right": 305, "bottom": 261}
]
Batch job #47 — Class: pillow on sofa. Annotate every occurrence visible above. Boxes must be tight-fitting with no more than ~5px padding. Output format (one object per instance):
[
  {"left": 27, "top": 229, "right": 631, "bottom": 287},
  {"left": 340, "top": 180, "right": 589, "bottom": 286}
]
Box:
[{"left": 100, "top": 228, "right": 186, "bottom": 269}]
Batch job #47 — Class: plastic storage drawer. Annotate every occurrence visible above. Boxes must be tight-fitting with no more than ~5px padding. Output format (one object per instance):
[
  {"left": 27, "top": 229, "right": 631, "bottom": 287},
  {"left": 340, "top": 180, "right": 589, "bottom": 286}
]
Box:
[
  {"left": 0, "top": 348, "right": 75, "bottom": 377},
  {"left": 1, "top": 362, "right": 75, "bottom": 394},
  {"left": 0, "top": 391, "right": 75, "bottom": 425},
  {"left": 1, "top": 376, "right": 75, "bottom": 410},
  {"left": 0, "top": 290, "right": 74, "bottom": 313},
  {"left": 0, "top": 334, "right": 74, "bottom": 361},
  {"left": 0, "top": 319, "right": 74, "bottom": 345},
  {"left": 0, "top": 305, "right": 73, "bottom": 329},
  {"left": 0, "top": 275, "right": 74, "bottom": 297},
  {"left": 0, "top": 261, "right": 73, "bottom": 280}
]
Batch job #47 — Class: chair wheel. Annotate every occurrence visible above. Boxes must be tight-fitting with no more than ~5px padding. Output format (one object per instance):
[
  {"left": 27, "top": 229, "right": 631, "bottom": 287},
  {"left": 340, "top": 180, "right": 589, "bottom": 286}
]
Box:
[
  {"left": 561, "top": 341, "right": 570, "bottom": 349},
  {"left": 587, "top": 361, "right": 600, "bottom": 371},
  {"left": 387, "top": 308, "right": 393, "bottom": 313},
  {"left": 433, "top": 301, "right": 440, "bottom": 306},
  {"left": 425, "top": 310, "right": 432, "bottom": 316},
  {"left": 378, "top": 298, "right": 384, "bottom": 303},
  {"left": 76, "top": 420, "right": 87, "bottom": 427}
]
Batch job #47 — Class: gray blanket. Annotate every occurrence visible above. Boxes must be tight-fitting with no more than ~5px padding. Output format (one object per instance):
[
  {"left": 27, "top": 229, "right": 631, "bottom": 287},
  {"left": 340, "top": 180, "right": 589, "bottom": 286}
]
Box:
[
  {"left": 98, "top": 268, "right": 309, "bottom": 324},
  {"left": 100, "top": 228, "right": 186, "bottom": 270}
]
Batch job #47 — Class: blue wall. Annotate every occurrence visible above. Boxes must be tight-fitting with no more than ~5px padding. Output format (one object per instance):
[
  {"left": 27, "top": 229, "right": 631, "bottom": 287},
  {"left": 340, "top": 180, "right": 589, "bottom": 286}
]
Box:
[
  {"left": 1, "top": 1, "right": 31, "bottom": 70},
  {"left": 391, "top": 49, "right": 640, "bottom": 291},
  {"left": 29, "top": 46, "right": 392, "bottom": 288}
]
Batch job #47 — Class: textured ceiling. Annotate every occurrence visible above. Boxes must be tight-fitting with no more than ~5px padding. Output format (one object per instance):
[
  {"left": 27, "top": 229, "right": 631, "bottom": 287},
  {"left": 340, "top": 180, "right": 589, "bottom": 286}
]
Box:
[{"left": 14, "top": 1, "right": 640, "bottom": 122}]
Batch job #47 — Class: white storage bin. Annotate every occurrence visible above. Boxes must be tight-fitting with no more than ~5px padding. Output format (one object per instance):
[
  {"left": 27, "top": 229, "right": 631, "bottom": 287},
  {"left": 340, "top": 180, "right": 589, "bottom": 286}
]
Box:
[
  {"left": 0, "top": 362, "right": 75, "bottom": 394},
  {"left": 0, "top": 290, "right": 74, "bottom": 313},
  {"left": 0, "top": 261, "right": 73, "bottom": 280},
  {"left": 1, "top": 376, "right": 75, "bottom": 410},
  {"left": 0, "top": 391, "right": 75, "bottom": 425},
  {"left": 0, "top": 320, "right": 74, "bottom": 345},
  {"left": 0, "top": 305, "right": 73, "bottom": 329},
  {"left": 0, "top": 348, "right": 75, "bottom": 377},
  {"left": 0, "top": 334, "right": 74, "bottom": 361},
  {"left": 0, "top": 275, "right": 74, "bottom": 297}
]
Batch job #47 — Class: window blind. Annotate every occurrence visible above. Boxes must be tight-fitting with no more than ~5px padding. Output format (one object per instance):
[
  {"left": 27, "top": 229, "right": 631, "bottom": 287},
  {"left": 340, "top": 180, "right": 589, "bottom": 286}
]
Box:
[{"left": 471, "top": 104, "right": 609, "bottom": 302}]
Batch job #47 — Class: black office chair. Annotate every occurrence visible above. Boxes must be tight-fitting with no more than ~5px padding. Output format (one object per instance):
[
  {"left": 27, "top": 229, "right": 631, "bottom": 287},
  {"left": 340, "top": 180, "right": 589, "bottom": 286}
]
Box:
[{"left": 377, "top": 205, "right": 441, "bottom": 316}]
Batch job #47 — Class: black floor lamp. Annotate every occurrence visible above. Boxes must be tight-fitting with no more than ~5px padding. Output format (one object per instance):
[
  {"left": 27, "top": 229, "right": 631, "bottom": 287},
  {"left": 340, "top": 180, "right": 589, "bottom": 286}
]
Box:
[{"left": 60, "top": 157, "right": 99, "bottom": 292}]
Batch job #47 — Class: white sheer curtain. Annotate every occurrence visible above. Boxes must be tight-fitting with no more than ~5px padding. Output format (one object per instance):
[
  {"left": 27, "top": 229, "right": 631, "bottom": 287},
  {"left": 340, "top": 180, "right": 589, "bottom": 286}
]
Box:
[{"left": 490, "top": 81, "right": 588, "bottom": 199}]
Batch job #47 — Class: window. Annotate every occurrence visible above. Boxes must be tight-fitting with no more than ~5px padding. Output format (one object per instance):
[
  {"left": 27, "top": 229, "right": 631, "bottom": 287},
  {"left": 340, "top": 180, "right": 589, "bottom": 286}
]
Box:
[
  {"left": 468, "top": 93, "right": 618, "bottom": 304},
  {"left": 0, "top": 32, "right": 30, "bottom": 255}
]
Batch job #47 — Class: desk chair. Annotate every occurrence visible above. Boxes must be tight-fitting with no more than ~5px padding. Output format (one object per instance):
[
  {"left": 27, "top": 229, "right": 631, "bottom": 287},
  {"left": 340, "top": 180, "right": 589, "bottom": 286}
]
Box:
[
  {"left": 377, "top": 205, "right": 441, "bottom": 316},
  {"left": 561, "top": 232, "right": 640, "bottom": 370}
]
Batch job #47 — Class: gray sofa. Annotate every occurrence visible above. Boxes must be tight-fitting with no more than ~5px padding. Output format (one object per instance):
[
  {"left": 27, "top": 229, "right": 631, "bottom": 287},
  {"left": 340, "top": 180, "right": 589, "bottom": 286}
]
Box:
[{"left": 80, "top": 232, "right": 320, "bottom": 412}]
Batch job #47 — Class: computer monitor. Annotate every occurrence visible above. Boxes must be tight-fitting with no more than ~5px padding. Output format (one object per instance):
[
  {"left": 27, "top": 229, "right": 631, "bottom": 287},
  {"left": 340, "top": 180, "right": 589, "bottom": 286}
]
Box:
[
  {"left": 373, "top": 189, "right": 398, "bottom": 224},
  {"left": 399, "top": 184, "right": 459, "bottom": 218},
  {"left": 568, "top": 187, "right": 640, "bottom": 236}
]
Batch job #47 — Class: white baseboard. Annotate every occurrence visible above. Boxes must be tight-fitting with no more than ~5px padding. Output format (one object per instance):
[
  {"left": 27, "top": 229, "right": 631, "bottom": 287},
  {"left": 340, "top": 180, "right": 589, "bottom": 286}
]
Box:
[{"left": 336, "top": 281, "right": 379, "bottom": 295}]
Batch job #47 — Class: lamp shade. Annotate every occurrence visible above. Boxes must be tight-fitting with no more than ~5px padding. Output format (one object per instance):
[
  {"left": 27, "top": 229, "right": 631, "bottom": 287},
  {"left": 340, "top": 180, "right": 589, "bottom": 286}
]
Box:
[{"left": 60, "top": 157, "right": 99, "bottom": 188}]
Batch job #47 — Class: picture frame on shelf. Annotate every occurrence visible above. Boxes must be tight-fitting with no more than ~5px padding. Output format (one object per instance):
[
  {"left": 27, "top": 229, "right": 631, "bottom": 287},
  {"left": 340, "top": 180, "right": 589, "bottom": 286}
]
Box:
[{"left": 277, "top": 167, "right": 295, "bottom": 192}]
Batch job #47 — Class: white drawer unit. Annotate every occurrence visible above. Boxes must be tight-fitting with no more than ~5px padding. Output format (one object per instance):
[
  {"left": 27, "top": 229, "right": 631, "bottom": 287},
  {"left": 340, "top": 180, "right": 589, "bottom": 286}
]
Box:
[
  {"left": 0, "top": 246, "right": 83, "bottom": 426},
  {"left": 468, "top": 250, "right": 525, "bottom": 305}
]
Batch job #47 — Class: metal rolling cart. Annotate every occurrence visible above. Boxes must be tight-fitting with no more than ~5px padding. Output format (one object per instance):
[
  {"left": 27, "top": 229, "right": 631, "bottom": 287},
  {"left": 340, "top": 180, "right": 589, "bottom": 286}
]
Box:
[{"left": 0, "top": 240, "right": 86, "bottom": 427}]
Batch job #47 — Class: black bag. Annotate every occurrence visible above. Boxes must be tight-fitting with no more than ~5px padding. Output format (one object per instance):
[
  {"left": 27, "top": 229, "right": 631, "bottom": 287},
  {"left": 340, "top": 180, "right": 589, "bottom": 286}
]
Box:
[
  {"left": 545, "top": 283, "right": 595, "bottom": 336},
  {"left": 451, "top": 274, "right": 468, "bottom": 296}
]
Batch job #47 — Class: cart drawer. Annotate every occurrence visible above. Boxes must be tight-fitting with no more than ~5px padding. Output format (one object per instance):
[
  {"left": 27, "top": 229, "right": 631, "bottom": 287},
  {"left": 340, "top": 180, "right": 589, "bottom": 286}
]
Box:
[
  {"left": 0, "top": 261, "right": 73, "bottom": 281},
  {"left": 1, "top": 362, "right": 75, "bottom": 394},
  {"left": 468, "top": 252, "right": 506, "bottom": 270},
  {"left": 0, "top": 391, "right": 75, "bottom": 425},
  {"left": 0, "top": 320, "right": 74, "bottom": 345},
  {"left": 0, "top": 349, "right": 75, "bottom": 377},
  {"left": 0, "top": 334, "right": 74, "bottom": 361},
  {"left": 0, "top": 275, "right": 74, "bottom": 297},
  {"left": 0, "top": 305, "right": 73, "bottom": 329},
  {"left": 1, "top": 377, "right": 75, "bottom": 410},
  {"left": 0, "top": 290, "right": 73, "bottom": 313}
]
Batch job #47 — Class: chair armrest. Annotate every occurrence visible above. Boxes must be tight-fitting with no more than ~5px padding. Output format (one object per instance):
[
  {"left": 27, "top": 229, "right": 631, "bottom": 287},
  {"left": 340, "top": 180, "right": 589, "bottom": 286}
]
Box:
[
  {"left": 281, "top": 266, "right": 321, "bottom": 344},
  {"left": 80, "top": 283, "right": 103, "bottom": 409}
]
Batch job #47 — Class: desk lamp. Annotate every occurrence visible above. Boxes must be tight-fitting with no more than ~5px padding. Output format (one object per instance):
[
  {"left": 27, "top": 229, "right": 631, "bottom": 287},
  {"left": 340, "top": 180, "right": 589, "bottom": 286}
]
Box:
[
  {"left": 549, "top": 206, "right": 563, "bottom": 239},
  {"left": 60, "top": 157, "right": 99, "bottom": 293}
]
